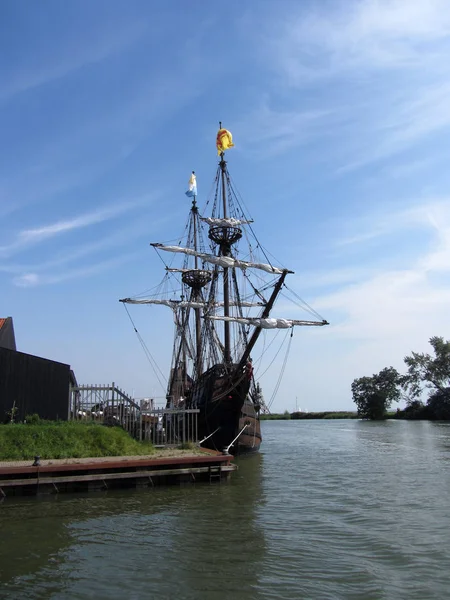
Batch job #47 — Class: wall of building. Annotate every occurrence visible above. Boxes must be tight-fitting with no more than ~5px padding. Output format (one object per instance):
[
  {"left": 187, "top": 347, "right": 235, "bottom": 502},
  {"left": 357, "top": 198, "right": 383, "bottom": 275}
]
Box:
[{"left": 0, "top": 348, "right": 70, "bottom": 421}]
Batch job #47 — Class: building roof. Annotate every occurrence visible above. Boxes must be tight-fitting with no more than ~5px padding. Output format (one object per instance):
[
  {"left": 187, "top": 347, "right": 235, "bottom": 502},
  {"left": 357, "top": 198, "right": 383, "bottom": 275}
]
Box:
[{"left": 0, "top": 317, "right": 16, "bottom": 351}]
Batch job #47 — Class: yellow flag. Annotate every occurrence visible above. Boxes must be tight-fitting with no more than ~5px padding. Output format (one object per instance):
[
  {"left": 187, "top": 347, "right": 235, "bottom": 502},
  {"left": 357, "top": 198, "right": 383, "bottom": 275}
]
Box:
[{"left": 216, "top": 128, "right": 234, "bottom": 155}]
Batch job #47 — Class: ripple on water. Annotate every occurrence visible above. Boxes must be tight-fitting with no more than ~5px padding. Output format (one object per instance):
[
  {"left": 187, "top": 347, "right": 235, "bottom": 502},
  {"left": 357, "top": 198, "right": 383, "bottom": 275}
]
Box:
[{"left": 1, "top": 420, "right": 450, "bottom": 600}]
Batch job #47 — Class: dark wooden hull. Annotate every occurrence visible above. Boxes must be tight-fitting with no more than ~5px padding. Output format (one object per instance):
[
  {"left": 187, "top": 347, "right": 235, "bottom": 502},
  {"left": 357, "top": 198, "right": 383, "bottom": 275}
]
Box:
[
  {"left": 237, "top": 397, "right": 262, "bottom": 454},
  {"left": 191, "top": 365, "right": 262, "bottom": 455}
]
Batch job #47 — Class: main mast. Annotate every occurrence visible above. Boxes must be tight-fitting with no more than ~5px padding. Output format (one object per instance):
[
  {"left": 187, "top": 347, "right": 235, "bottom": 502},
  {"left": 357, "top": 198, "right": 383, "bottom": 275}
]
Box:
[
  {"left": 219, "top": 146, "right": 231, "bottom": 364},
  {"left": 209, "top": 122, "right": 241, "bottom": 365}
]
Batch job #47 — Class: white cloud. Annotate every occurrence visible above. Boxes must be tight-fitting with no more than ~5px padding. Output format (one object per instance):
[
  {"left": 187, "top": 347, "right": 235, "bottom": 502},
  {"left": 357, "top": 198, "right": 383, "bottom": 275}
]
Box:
[
  {"left": 2, "top": 210, "right": 170, "bottom": 287},
  {"left": 0, "top": 194, "right": 156, "bottom": 258},
  {"left": 235, "top": 101, "right": 335, "bottom": 157},
  {"left": 12, "top": 253, "right": 140, "bottom": 288},
  {"left": 266, "top": 196, "right": 450, "bottom": 412},
  {"left": 14, "top": 273, "right": 40, "bottom": 288},
  {"left": 0, "top": 22, "right": 146, "bottom": 102},
  {"left": 243, "top": 1, "right": 450, "bottom": 170},
  {"left": 333, "top": 201, "right": 441, "bottom": 247},
  {"left": 275, "top": 0, "right": 450, "bottom": 81},
  {"left": 337, "top": 82, "right": 450, "bottom": 171}
]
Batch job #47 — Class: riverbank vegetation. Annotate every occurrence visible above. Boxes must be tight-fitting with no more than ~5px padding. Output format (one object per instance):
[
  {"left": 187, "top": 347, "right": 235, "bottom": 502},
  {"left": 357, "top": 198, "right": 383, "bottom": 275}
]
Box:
[
  {"left": 260, "top": 411, "right": 357, "bottom": 420},
  {"left": 292, "top": 411, "right": 357, "bottom": 419},
  {"left": 0, "top": 420, "right": 154, "bottom": 461},
  {"left": 351, "top": 336, "right": 450, "bottom": 420}
]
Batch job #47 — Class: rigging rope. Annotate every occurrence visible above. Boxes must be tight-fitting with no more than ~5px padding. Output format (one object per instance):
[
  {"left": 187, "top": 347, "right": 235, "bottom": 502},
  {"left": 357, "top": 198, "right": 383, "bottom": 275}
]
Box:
[
  {"left": 266, "top": 329, "right": 294, "bottom": 409},
  {"left": 283, "top": 284, "right": 325, "bottom": 321},
  {"left": 122, "top": 304, "right": 167, "bottom": 393}
]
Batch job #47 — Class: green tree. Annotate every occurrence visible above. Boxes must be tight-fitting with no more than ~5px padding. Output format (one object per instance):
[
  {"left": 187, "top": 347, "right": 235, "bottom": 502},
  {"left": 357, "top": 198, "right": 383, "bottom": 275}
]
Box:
[
  {"left": 403, "top": 336, "right": 450, "bottom": 399},
  {"left": 351, "top": 367, "right": 401, "bottom": 420}
]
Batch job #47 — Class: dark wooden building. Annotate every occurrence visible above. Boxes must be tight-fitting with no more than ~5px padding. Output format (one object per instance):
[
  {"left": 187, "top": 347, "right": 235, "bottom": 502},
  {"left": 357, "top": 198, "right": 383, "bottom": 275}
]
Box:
[{"left": 0, "top": 317, "right": 73, "bottom": 422}]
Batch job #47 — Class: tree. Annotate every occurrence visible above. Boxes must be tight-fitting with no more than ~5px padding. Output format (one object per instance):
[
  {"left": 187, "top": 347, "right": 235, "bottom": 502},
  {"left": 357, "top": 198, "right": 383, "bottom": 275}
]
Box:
[
  {"left": 351, "top": 367, "right": 401, "bottom": 420},
  {"left": 403, "top": 336, "right": 450, "bottom": 401}
]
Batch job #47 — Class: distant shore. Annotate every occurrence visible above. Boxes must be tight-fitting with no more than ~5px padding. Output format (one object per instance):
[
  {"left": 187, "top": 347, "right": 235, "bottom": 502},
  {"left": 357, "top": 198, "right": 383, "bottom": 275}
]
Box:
[
  {"left": 261, "top": 410, "right": 446, "bottom": 421},
  {"left": 261, "top": 411, "right": 358, "bottom": 420}
]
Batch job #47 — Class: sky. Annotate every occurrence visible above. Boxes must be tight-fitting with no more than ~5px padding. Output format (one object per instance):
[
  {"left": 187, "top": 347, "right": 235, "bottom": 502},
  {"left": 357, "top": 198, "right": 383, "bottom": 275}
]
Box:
[{"left": 1, "top": 0, "right": 450, "bottom": 413}]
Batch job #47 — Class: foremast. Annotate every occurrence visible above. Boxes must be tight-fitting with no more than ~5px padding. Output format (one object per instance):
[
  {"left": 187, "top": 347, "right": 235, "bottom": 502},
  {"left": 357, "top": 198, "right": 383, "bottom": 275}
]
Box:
[
  {"left": 190, "top": 196, "right": 203, "bottom": 377},
  {"left": 182, "top": 185, "right": 210, "bottom": 379}
]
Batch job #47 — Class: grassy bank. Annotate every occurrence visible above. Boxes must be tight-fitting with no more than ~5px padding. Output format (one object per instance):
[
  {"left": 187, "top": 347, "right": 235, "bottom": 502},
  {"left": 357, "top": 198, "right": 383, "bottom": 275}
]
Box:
[
  {"left": 0, "top": 421, "right": 154, "bottom": 461},
  {"left": 292, "top": 411, "right": 358, "bottom": 419},
  {"left": 261, "top": 411, "right": 358, "bottom": 420}
]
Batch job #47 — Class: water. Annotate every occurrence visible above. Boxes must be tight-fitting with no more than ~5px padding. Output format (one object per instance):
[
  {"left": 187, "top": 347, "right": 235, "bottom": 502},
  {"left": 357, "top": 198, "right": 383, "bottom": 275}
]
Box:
[{"left": 1, "top": 419, "right": 450, "bottom": 599}]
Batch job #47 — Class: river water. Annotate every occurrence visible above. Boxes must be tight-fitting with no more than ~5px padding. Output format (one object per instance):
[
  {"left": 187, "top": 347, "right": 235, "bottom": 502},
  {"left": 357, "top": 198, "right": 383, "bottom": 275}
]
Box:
[{"left": 1, "top": 419, "right": 450, "bottom": 600}]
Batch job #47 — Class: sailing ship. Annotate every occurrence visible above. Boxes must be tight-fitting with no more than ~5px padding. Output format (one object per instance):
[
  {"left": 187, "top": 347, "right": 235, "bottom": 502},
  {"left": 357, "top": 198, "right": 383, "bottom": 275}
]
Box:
[{"left": 120, "top": 126, "right": 328, "bottom": 454}]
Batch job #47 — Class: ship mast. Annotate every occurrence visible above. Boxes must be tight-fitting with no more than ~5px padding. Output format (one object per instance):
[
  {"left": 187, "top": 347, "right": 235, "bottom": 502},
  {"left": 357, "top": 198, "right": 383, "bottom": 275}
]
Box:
[
  {"left": 219, "top": 133, "right": 231, "bottom": 364},
  {"left": 191, "top": 197, "right": 203, "bottom": 375},
  {"left": 181, "top": 174, "right": 211, "bottom": 378},
  {"left": 237, "top": 269, "right": 290, "bottom": 370},
  {"left": 208, "top": 122, "right": 243, "bottom": 365}
]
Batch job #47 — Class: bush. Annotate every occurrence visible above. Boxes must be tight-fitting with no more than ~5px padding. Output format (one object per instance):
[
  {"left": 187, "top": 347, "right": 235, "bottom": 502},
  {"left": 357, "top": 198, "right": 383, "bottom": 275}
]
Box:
[{"left": 24, "top": 414, "right": 42, "bottom": 425}]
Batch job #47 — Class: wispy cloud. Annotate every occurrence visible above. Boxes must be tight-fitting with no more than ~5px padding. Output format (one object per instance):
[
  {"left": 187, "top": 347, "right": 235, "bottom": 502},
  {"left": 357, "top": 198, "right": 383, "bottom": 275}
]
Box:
[
  {"left": 273, "top": 195, "right": 450, "bottom": 409},
  {"left": 235, "top": 101, "right": 336, "bottom": 158},
  {"left": 1, "top": 39, "right": 209, "bottom": 218},
  {"left": 333, "top": 201, "right": 441, "bottom": 247},
  {"left": 1, "top": 210, "right": 170, "bottom": 287},
  {"left": 273, "top": 0, "right": 450, "bottom": 82},
  {"left": 313, "top": 198, "right": 450, "bottom": 340},
  {"left": 337, "top": 81, "right": 450, "bottom": 172},
  {"left": 244, "top": 1, "right": 450, "bottom": 170},
  {"left": 0, "top": 22, "right": 147, "bottom": 102},
  {"left": 0, "top": 194, "right": 157, "bottom": 258},
  {"left": 13, "top": 253, "right": 140, "bottom": 288}
]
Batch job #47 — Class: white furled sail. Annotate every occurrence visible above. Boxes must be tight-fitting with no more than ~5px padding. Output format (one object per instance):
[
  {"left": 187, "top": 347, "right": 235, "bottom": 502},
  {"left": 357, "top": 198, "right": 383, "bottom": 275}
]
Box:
[
  {"left": 206, "top": 316, "right": 328, "bottom": 328},
  {"left": 120, "top": 299, "right": 264, "bottom": 308},
  {"left": 200, "top": 217, "right": 253, "bottom": 227},
  {"left": 165, "top": 268, "right": 214, "bottom": 273},
  {"left": 151, "top": 244, "right": 288, "bottom": 275}
]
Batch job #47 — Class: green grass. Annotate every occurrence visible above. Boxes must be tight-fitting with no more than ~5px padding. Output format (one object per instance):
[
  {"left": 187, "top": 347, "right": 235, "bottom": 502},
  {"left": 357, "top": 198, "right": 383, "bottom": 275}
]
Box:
[
  {"left": 260, "top": 412, "right": 292, "bottom": 420},
  {"left": 0, "top": 421, "right": 154, "bottom": 461}
]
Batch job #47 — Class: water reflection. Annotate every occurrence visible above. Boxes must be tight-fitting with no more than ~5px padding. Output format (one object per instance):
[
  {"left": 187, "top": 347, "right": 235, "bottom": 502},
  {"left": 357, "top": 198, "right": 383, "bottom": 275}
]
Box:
[
  {"left": 0, "top": 455, "right": 266, "bottom": 600},
  {"left": 3, "top": 422, "right": 450, "bottom": 600}
]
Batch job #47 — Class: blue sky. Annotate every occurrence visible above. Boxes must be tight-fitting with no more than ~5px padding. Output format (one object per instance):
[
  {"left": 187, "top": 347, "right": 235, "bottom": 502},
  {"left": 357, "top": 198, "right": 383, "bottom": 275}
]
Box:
[{"left": 2, "top": 0, "right": 450, "bottom": 412}]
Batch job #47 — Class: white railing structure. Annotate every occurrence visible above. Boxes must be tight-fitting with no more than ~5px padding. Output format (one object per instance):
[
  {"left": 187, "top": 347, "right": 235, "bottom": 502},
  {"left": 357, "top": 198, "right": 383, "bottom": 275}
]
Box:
[
  {"left": 139, "top": 398, "right": 199, "bottom": 447},
  {"left": 68, "top": 383, "right": 140, "bottom": 438},
  {"left": 68, "top": 384, "right": 199, "bottom": 447}
]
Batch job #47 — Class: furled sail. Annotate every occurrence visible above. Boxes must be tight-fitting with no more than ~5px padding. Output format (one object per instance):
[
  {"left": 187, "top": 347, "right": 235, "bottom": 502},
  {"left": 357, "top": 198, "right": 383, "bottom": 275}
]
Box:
[
  {"left": 200, "top": 217, "right": 253, "bottom": 227},
  {"left": 151, "top": 243, "right": 288, "bottom": 275},
  {"left": 165, "top": 268, "right": 214, "bottom": 274},
  {"left": 206, "top": 316, "right": 328, "bottom": 328},
  {"left": 120, "top": 299, "right": 264, "bottom": 308}
]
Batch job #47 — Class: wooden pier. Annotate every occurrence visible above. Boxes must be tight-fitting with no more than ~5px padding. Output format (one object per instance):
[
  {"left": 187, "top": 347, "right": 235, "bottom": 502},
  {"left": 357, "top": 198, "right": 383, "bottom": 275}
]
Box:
[{"left": 0, "top": 452, "right": 236, "bottom": 498}]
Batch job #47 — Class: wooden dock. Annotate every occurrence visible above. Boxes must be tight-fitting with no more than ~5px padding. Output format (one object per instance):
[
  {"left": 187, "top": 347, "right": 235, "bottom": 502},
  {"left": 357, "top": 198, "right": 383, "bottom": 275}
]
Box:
[{"left": 0, "top": 452, "right": 236, "bottom": 497}]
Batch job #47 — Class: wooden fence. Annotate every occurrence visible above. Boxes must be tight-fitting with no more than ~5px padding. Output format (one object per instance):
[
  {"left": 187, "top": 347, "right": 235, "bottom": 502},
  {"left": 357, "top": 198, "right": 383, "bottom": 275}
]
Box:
[{"left": 69, "top": 384, "right": 199, "bottom": 446}]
